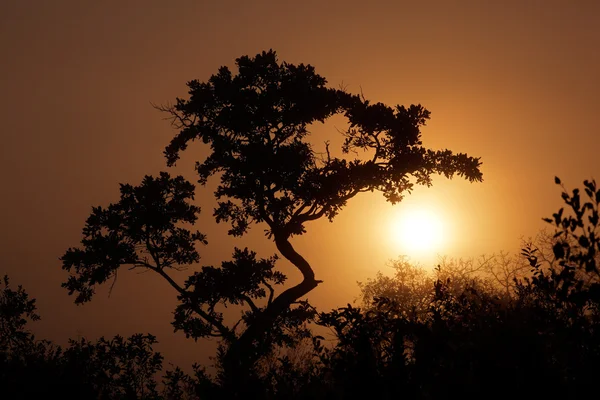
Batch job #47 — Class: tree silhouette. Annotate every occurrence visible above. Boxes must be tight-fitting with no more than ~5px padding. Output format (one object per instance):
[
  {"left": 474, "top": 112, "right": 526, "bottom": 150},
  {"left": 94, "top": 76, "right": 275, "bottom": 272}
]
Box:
[
  {"left": 61, "top": 50, "right": 483, "bottom": 393},
  {"left": 0, "top": 275, "right": 40, "bottom": 354},
  {"left": 0, "top": 274, "right": 173, "bottom": 399},
  {"left": 61, "top": 334, "right": 164, "bottom": 399},
  {"left": 60, "top": 174, "right": 313, "bottom": 372}
]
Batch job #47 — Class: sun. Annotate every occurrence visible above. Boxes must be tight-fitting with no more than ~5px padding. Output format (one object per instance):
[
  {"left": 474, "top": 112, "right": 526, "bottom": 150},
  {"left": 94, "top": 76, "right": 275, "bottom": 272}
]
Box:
[{"left": 389, "top": 208, "right": 445, "bottom": 256}]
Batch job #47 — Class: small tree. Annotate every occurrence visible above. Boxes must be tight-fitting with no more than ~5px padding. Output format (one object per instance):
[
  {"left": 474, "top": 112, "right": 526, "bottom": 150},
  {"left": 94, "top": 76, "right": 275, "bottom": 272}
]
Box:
[
  {"left": 61, "top": 334, "right": 164, "bottom": 399},
  {"left": 61, "top": 50, "right": 483, "bottom": 392},
  {"left": 0, "top": 275, "right": 40, "bottom": 354},
  {"left": 524, "top": 177, "right": 600, "bottom": 312}
]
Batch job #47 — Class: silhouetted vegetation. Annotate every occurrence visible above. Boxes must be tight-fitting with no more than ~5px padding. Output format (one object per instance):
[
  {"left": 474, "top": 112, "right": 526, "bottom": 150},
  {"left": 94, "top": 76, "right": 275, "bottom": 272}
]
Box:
[
  {"left": 56, "top": 50, "right": 481, "bottom": 396},
  {"left": 4, "top": 177, "right": 600, "bottom": 398},
  {"left": 5, "top": 50, "right": 599, "bottom": 399},
  {"left": 0, "top": 274, "right": 194, "bottom": 399},
  {"left": 250, "top": 178, "right": 600, "bottom": 399}
]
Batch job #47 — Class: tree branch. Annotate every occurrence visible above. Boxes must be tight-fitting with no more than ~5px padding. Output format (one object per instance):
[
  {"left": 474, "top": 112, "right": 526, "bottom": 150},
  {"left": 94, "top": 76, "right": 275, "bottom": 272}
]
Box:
[
  {"left": 150, "top": 265, "right": 186, "bottom": 295},
  {"left": 239, "top": 294, "right": 259, "bottom": 314},
  {"left": 298, "top": 189, "right": 362, "bottom": 224},
  {"left": 134, "top": 259, "right": 234, "bottom": 340},
  {"left": 262, "top": 279, "right": 275, "bottom": 306}
]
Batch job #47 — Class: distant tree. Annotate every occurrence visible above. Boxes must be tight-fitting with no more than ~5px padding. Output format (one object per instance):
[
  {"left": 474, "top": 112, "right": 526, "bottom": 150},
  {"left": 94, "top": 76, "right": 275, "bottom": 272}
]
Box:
[
  {"left": 357, "top": 254, "right": 509, "bottom": 320},
  {"left": 61, "top": 50, "right": 483, "bottom": 394},
  {"left": 61, "top": 334, "right": 164, "bottom": 400},
  {"left": 0, "top": 274, "right": 71, "bottom": 397},
  {"left": 0, "top": 274, "right": 169, "bottom": 399},
  {"left": 0, "top": 275, "right": 40, "bottom": 354}
]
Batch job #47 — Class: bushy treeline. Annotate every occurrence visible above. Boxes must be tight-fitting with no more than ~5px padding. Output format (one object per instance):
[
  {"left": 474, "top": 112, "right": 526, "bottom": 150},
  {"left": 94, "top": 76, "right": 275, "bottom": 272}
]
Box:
[
  {"left": 3, "top": 178, "right": 600, "bottom": 399},
  {"left": 0, "top": 277, "right": 196, "bottom": 399}
]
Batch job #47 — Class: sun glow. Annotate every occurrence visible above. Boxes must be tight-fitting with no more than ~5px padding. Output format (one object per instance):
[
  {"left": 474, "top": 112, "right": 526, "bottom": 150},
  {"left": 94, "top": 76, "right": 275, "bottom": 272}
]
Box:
[{"left": 389, "top": 207, "right": 446, "bottom": 258}]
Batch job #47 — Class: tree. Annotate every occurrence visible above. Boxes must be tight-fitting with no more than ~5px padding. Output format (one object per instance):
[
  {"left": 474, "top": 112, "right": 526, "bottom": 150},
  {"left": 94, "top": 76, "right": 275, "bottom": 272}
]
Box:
[
  {"left": 0, "top": 275, "right": 40, "bottom": 354},
  {"left": 61, "top": 50, "right": 483, "bottom": 393},
  {"left": 0, "top": 274, "right": 172, "bottom": 399}
]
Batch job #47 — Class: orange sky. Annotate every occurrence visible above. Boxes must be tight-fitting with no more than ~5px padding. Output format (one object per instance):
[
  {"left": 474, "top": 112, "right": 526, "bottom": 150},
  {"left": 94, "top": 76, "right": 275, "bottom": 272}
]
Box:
[{"left": 1, "top": 0, "right": 599, "bottom": 369}]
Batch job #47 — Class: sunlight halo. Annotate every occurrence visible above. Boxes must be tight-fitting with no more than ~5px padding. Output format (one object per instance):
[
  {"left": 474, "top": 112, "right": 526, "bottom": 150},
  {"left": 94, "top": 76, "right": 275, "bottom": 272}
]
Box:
[{"left": 388, "top": 207, "right": 446, "bottom": 259}]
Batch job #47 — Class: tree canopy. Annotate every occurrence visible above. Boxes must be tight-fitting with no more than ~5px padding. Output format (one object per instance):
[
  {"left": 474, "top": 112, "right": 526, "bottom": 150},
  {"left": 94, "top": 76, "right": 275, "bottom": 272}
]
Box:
[{"left": 163, "top": 50, "right": 483, "bottom": 240}]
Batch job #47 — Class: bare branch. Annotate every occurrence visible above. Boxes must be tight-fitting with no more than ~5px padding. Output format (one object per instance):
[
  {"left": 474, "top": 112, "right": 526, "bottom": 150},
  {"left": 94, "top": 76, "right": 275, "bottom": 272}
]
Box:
[
  {"left": 108, "top": 271, "right": 118, "bottom": 298},
  {"left": 262, "top": 279, "right": 275, "bottom": 305}
]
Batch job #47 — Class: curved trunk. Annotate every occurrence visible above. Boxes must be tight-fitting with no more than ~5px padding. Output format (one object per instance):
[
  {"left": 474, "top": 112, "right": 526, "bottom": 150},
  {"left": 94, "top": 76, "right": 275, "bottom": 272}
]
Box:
[{"left": 221, "top": 235, "right": 320, "bottom": 391}]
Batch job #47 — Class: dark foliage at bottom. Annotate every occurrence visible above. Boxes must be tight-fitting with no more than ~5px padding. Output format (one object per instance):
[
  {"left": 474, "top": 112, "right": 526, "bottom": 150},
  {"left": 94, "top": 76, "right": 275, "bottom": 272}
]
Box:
[{"left": 3, "top": 178, "right": 600, "bottom": 399}]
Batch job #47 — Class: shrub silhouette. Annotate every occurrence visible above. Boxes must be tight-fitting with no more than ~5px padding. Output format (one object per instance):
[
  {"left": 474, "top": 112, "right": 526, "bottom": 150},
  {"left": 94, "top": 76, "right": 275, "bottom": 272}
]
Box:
[{"left": 0, "top": 275, "right": 176, "bottom": 399}]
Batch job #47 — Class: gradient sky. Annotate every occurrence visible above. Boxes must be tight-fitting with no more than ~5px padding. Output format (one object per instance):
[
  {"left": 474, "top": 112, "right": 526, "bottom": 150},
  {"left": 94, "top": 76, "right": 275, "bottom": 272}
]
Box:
[{"left": 1, "top": 0, "right": 599, "bottom": 369}]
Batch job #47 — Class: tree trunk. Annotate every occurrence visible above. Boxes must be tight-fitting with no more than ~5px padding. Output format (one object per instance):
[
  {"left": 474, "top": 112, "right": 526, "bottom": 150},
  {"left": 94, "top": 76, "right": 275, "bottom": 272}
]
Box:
[{"left": 221, "top": 235, "right": 320, "bottom": 394}]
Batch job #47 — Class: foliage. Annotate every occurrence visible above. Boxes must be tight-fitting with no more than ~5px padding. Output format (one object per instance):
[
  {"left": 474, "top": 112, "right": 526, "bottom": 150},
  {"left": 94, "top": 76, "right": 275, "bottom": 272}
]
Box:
[
  {"left": 61, "top": 172, "right": 206, "bottom": 304},
  {"left": 161, "top": 366, "right": 201, "bottom": 400},
  {"left": 172, "top": 247, "right": 286, "bottom": 341},
  {"left": 61, "top": 49, "right": 482, "bottom": 394},
  {"left": 60, "top": 334, "right": 164, "bottom": 399},
  {"left": 60, "top": 171, "right": 315, "bottom": 376},
  {"left": 0, "top": 275, "right": 40, "bottom": 354},
  {"left": 0, "top": 274, "right": 176, "bottom": 399},
  {"left": 162, "top": 50, "right": 482, "bottom": 240},
  {"left": 8, "top": 176, "right": 600, "bottom": 398}
]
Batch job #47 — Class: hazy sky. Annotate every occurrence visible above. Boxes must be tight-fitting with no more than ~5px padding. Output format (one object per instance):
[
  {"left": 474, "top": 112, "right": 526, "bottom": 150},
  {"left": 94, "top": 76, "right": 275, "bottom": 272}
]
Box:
[{"left": 1, "top": 0, "right": 599, "bottom": 369}]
